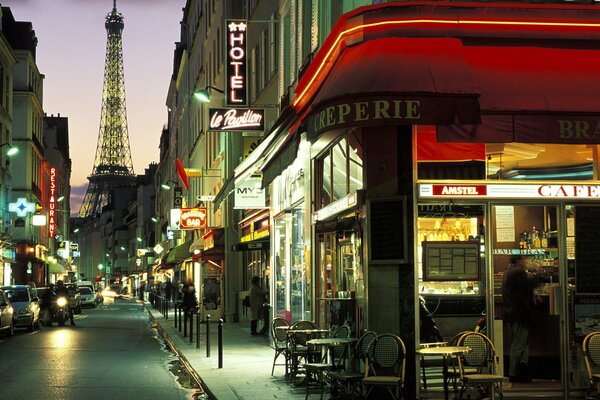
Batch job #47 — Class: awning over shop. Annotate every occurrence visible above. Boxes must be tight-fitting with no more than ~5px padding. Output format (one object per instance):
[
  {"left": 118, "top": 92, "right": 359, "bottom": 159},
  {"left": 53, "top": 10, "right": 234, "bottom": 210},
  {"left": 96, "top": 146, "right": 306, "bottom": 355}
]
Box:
[
  {"left": 262, "top": 133, "right": 301, "bottom": 187},
  {"left": 300, "top": 37, "right": 481, "bottom": 139},
  {"left": 164, "top": 239, "right": 193, "bottom": 265},
  {"left": 192, "top": 228, "right": 225, "bottom": 263},
  {"left": 437, "top": 45, "right": 600, "bottom": 144},
  {"left": 48, "top": 260, "right": 66, "bottom": 274},
  {"left": 290, "top": 1, "right": 600, "bottom": 145}
]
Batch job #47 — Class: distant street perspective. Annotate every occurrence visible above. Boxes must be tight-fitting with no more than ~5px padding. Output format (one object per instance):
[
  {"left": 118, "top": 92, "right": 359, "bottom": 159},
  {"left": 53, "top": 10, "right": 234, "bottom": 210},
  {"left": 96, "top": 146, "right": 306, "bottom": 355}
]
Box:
[{"left": 0, "top": 294, "right": 203, "bottom": 400}]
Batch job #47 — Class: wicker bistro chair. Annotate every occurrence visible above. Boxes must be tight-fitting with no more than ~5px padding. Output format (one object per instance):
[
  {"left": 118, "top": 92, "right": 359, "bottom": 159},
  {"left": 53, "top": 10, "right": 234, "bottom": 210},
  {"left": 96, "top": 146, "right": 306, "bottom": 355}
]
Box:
[
  {"left": 456, "top": 331, "right": 507, "bottom": 400},
  {"left": 362, "top": 333, "right": 407, "bottom": 400},
  {"left": 303, "top": 325, "right": 351, "bottom": 400},
  {"left": 288, "top": 320, "right": 321, "bottom": 380},
  {"left": 271, "top": 317, "right": 290, "bottom": 376},
  {"left": 583, "top": 331, "right": 600, "bottom": 396},
  {"left": 445, "top": 331, "right": 479, "bottom": 391},
  {"left": 327, "top": 330, "right": 377, "bottom": 398}
]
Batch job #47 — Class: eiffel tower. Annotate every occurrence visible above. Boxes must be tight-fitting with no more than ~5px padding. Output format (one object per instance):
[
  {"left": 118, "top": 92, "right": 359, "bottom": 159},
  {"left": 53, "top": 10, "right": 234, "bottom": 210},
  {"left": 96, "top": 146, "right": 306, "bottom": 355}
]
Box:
[{"left": 78, "top": 0, "right": 135, "bottom": 218}]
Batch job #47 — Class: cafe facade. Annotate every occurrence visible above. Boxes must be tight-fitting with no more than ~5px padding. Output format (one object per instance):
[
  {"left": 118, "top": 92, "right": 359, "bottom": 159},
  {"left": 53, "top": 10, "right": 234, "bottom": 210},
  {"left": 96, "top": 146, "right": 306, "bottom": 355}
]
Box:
[{"left": 240, "top": 2, "right": 600, "bottom": 397}]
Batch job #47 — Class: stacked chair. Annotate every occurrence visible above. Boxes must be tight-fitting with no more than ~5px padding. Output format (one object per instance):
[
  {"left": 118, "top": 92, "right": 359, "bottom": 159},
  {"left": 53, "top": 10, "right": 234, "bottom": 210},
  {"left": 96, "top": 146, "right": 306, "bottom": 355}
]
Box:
[
  {"left": 362, "top": 333, "right": 407, "bottom": 400},
  {"left": 583, "top": 331, "right": 600, "bottom": 397},
  {"left": 303, "top": 325, "right": 351, "bottom": 400},
  {"left": 327, "top": 330, "right": 377, "bottom": 398},
  {"left": 287, "top": 320, "right": 321, "bottom": 381},
  {"left": 270, "top": 317, "right": 290, "bottom": 376},
  {"left": 456, "top": 331, "right": 506, "bottom": 399}
]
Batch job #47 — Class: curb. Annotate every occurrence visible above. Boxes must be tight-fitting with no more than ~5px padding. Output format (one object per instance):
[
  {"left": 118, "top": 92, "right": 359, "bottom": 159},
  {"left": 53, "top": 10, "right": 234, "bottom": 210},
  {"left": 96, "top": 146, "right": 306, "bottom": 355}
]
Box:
[{"left": 145, "top": 304, "right": 215, "bottom": 400}]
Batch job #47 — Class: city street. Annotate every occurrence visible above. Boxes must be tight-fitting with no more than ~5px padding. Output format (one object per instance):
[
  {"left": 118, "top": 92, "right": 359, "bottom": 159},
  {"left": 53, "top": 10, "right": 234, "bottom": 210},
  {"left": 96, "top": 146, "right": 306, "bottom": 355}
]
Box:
[{"left": 0, "top": 298, "right": 203, "bottom": 400}]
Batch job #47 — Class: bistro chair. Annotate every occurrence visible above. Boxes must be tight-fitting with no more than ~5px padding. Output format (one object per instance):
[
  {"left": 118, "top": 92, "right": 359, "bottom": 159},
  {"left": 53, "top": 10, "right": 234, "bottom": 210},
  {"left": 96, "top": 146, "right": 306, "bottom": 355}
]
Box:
[
  {"left": 362, "top": 333, "right": 406, "bottom": 400},
  {"left": 327, "top": 330, "right": 377, "bottom": 398},
  {"left": 271, "top": 317, "right": 290, "bottom": 376},
  {"left": 456, "top": 331, "right": 506, "bottom": 400},
  {"left": 445, "top": 331, "right": 478, "bottom": 391},
  {"left": 583, "top": 331, "right": 600, "bottom": 396},
  {"left": 288, "top": 320, "right": 320, "bottom": 380},
  {"left": 303, "top": 325, "right": 351, "bottom": 400}
]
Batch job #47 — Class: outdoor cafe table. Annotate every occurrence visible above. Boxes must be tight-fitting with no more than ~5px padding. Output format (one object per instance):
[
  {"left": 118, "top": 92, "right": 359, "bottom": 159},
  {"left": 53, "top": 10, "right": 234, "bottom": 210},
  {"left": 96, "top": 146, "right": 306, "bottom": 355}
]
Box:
[
  {"left": 275, "top": 327, "right": 330, "bottom": 384},
  {"left": 306, "top": 337, "right": 358, "bottom": 369},
  {"left": 416, "top": 345, "right": 471, "bottom": 400}
]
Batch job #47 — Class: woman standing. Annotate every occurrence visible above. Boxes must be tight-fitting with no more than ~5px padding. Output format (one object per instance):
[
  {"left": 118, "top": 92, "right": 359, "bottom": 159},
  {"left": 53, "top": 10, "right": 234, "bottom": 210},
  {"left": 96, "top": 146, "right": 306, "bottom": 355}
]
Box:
[{"left": 249, "top": 276, "right": 268, "bottom": 335}]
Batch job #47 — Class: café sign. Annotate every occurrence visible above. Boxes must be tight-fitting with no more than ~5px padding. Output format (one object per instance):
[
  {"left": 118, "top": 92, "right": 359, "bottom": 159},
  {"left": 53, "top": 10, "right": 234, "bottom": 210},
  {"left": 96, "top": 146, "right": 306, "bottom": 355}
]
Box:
[
  {"left": 420, "top": 184, "right": 600, "bottom": 200},
  {"left": 179, "top": 207, "right": 208, "bottom": 230},
  {"left": 226, "top": 20, "right": 247, "bottom": 106},
  {"left": 209, "top": 108, "right": 264, "bottom": 131}
]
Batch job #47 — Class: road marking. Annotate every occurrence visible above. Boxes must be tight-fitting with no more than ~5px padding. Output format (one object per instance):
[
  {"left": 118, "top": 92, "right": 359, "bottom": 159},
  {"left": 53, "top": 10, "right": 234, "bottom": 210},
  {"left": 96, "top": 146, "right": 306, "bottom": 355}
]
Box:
[
  {"left": 75, "top": 315, "right": 88, "bottom": 319},
  {"left": 0, "top": 340, "right": 5, "bottom": 344}
]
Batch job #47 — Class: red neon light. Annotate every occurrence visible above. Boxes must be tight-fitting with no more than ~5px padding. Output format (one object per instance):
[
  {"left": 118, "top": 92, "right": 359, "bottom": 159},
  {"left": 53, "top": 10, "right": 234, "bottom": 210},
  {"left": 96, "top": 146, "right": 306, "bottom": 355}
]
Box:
[
  {"left": 292, "top": 15, "right": 600, "bottom": 112},
  {"left": 49, "top": 167, "right": 57, "bottom": 239}
]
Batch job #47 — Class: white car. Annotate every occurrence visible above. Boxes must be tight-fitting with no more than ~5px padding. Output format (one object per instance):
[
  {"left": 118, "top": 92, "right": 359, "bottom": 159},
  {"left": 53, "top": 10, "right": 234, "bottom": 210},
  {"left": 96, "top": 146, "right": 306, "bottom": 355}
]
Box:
[
  {"left": 1, "top": 285, "right": 40, "bottom": 331},
  {"left": 0, "top": 289, "right": 14, "bottom": 336},
  {"left": 79, "top": 287, "right": 97, "bottom": 308}
]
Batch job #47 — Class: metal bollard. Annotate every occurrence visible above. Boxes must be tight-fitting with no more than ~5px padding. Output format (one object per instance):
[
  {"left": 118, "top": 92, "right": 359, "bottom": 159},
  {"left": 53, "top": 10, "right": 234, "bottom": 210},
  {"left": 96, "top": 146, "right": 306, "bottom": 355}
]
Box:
[
  {"left": 165, "top": 299, "right": 168, "bottom": 320},
  {"left": 178, "top": 306, "right": 182, "bottom": 332},
  {"left": 196, "top": 310, "right": 200, "bottom": 349},
  {"left": 218, "top": 319, "right": 223, "bottom": 368},
  {"left": 206, "top": 314, "right": 211, "bottom": 357},
  {"left": 174, "top": 303, "right": 178, "bottom": 328},
  {"left": 183, "top": 309, "right": 188, "bottom": 337},
  {"left": 189, "top": 310, "right": 194, "bottom": 343}
]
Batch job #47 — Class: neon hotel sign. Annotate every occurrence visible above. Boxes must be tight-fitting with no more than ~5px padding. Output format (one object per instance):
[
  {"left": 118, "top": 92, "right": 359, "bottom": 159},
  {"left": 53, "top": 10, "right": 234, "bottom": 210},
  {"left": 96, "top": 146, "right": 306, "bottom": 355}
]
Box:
[
  {"left": 226, "top": 20, "right": 247, "bottom": 106},
  {"left": 420, "top": 184, "right": 600, "bottom": 199}
]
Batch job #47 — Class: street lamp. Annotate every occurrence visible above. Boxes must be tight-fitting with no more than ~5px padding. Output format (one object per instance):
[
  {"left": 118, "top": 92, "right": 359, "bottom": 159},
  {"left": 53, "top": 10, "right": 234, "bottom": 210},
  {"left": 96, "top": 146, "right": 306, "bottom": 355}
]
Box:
[
  {"left": 57, "top": 196, "right": 65, "bottom": 202},
  {"left": 151, "top": 217, "right": 158, "bottom": 223},
  {"left": 193, "top": 86, "right": 225, "bottom": 103},
  {"left": 0, "top": 143, "right": 18, "bottom": 156},
  {"left": 161, "top": 180, "right": 178, "bottom": 191}
]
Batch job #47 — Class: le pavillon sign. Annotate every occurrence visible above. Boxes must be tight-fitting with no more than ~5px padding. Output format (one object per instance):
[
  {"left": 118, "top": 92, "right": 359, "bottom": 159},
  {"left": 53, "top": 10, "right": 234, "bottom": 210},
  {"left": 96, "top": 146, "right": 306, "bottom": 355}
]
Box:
[
  {"left": 209, "top": 108, "right": 265, "bottom": 131},
  {"left": 226, "top": 20, "right": 247, "bottom": 106}
]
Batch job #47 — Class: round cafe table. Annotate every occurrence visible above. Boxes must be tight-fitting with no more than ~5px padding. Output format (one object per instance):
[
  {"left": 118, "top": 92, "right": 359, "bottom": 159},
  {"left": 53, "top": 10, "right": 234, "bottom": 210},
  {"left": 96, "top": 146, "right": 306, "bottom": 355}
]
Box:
[
  {"left": 306, "top": 337, "right": 358, "bottom": 368},
  {"left": 417, "top": 345, "right": 471, "bottom": 400}
]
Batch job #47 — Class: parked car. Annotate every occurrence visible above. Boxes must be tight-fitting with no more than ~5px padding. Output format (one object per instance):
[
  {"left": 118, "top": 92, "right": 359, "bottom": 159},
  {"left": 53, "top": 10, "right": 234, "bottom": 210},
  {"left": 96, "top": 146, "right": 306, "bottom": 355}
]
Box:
[
  {"left": 64, "top": 283, "right": 82, "bottom": 314},
  {"left": 79, "top": 287, "right": 97, "bottom": 308},
  {"left": 0, "top": 289, "right": 14, "bottom": 336},
  {"left": 1, "top": 285, "right": 40, "bottom": 331}
]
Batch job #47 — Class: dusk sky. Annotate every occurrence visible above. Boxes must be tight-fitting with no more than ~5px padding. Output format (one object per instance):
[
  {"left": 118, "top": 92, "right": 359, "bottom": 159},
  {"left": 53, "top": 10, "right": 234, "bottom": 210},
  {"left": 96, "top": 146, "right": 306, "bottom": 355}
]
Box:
[{"left": 1, "top": 0, "right": 186, "bottom": 214}]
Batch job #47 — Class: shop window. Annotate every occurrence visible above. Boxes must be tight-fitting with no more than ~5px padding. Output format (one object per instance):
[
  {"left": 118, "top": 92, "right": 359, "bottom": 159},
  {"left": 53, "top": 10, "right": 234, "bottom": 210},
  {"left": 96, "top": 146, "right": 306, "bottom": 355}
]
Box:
[{"left": 317, "top": 132, "right": 364, "bottom": 209}]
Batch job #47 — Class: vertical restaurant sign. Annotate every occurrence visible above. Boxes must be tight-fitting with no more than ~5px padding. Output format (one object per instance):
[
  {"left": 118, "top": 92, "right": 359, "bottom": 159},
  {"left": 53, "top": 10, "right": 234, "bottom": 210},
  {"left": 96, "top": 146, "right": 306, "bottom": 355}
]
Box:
[
  {"left": 226, "top": 19, "right": 247, "bottom": 106},
  {"left": 49, "top": 167, "right": 57, "bottom": 238}
]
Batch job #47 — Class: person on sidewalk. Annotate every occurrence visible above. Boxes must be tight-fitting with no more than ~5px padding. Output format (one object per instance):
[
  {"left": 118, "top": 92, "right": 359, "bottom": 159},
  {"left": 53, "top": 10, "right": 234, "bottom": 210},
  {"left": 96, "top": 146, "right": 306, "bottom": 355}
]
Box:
[
  {"left": 502, "top": 254, "right": 542, "bottom": 383},
  {"left": 249, "top": 276, "right": 269, "bottom": 336},
  {"left": 182, "top": 281, "right": 198, "bottom": 316}
]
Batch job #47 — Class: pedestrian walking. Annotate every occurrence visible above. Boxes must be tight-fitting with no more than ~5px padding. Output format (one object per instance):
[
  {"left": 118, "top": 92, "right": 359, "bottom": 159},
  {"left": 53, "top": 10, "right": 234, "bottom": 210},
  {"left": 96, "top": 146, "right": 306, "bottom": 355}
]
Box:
[{"left": 249, "top": 276, "right": 268, "bottom": 336}]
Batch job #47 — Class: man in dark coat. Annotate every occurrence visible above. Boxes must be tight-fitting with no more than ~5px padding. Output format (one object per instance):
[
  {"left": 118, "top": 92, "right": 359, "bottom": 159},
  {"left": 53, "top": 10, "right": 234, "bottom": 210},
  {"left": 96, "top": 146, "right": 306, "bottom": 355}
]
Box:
[
  {"left": 249, "top": 276, "right": 268, "bottom": 336},
  {"left": 502, "top": 255, "right": 541, "bottom": 382}
]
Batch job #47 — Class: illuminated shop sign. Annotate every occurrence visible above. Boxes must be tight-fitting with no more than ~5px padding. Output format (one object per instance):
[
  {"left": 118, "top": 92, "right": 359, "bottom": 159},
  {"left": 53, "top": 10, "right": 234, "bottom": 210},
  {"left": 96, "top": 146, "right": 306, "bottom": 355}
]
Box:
[
  {"left": 226, "top": 19, "right": 247, "bottom": 106},
  {"left": 312, "top": 191, "right": 360, "bottom": 223},
  {"left": 235, "top": 177, "right": 266, "bottom": 209},
  {"left": 9, "top": 198, "right": 36, "bottom": 217},
  {"left": 179, "top": 207, "right": 208, "bottom": 230},
  {"left": 420, "top": 184, "right": 600, "bottom": 199},
  {"left": 209, "top": 108, "right": 264, "bottom": 131},
  {"left": 49, "top": 167, "right": 57, "bottom": 238}
]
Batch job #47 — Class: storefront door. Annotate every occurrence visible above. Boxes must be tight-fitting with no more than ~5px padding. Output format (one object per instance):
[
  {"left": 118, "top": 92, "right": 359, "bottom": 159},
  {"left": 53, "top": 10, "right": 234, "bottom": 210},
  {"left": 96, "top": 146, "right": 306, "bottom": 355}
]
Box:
[{"left": 491, "top": 204, "right": 564, "bottom": 393}]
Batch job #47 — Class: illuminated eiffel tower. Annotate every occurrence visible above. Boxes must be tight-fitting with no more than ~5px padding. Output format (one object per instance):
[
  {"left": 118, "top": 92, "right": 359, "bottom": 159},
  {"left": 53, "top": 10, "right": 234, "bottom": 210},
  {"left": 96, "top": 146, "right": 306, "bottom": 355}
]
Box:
[{"left": 78, "top": 0, "right": 135, "bottom": 218}]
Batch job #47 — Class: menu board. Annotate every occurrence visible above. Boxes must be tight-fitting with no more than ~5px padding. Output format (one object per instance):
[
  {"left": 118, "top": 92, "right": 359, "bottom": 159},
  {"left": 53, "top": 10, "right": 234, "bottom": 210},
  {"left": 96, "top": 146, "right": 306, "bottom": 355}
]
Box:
[
  {"left": 368, "top": 197, "right": 407, "bottom": 264},
  {"left": 423, "top": 241, "right": 480, "bottom": 281},
  {"left": 575, "top": 206, "right": 600, "bottom": 294}
]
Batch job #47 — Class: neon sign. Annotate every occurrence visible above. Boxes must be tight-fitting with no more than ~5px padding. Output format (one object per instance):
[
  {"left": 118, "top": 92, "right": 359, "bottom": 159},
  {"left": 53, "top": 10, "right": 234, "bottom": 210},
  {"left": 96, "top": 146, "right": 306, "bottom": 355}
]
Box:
[
  {"left": 209, "top": 108, "right": 264, "bottom": 131},
  {"left": 9, "top": 198, "right": 35, "bottom": 217},
  {"left": 179, "top": 207, "right": 208, "bottom": 230},
  {"left": 49, "top": 167, "right": 57, "bottom": 238},
  {"left": 226, "top": 20, "right": 247, "bottom": 106}
]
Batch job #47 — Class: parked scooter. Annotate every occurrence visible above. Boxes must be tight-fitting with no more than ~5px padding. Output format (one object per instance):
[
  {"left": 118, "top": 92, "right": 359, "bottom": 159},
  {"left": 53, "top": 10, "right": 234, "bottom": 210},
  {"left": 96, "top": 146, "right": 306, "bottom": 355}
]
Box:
[{"left": 420, "top": 295, "right": 444, "bottom": 343}]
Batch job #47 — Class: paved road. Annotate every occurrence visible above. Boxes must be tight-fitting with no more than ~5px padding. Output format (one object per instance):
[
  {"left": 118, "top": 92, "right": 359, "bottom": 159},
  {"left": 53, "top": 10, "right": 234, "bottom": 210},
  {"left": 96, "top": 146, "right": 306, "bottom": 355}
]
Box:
[{"left": 0, "top": 297, "right": 201, "bottom": 400}]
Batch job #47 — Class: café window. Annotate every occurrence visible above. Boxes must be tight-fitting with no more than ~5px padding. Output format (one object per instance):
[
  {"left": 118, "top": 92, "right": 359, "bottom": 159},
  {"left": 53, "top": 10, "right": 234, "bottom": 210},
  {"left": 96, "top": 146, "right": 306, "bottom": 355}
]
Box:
[{"left": 318, "top": 130, "right": 364, "bottom": 208}]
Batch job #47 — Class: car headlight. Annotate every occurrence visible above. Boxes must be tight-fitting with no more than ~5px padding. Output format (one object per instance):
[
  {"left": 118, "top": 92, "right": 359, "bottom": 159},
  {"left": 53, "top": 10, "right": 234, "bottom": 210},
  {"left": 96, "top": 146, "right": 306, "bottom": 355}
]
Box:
[{"left": 56, "top": 297, "right": 68, "bottom": 307}]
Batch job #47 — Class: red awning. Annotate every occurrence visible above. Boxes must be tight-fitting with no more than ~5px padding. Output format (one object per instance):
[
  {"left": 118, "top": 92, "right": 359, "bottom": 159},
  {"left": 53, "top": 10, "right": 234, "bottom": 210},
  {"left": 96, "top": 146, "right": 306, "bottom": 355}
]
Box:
[
  {"left": 416, "top": 125, "right": 485, "bottom": 161},
  {"left": 304, "top": 37, "right": 481, "bottom": 138},
  {"left": 437, "top": 45, "right": 600, "bottom": 144}
]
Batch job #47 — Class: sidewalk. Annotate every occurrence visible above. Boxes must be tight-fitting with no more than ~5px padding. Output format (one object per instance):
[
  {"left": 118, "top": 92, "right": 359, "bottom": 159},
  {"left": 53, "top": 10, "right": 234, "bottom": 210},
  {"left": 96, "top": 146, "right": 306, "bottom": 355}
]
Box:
[{"left": 146, "top": 302, "right": 309, "bottom": 400}]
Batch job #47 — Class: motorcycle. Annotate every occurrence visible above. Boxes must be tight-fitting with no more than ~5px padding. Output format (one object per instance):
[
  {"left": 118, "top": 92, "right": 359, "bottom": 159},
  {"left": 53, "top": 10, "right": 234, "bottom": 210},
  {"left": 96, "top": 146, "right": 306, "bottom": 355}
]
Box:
[
  {"left": 55, "top": 296, "right": 68, "bottom": 326},
  {"left": 419, "top": 296, "right": 444, "bottom": 343}
]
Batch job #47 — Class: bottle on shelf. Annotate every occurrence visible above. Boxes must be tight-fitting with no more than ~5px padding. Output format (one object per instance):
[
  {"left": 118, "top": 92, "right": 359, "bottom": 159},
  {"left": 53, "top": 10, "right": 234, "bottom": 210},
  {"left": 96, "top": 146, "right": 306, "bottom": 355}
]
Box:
[
  {"left": 519, "top": 233, "right": 525, "bottom": 250},
  {"left": 531, "top": 226, "right": 540, "bottom": 248},
  {"left": 541, "top": 230, "right": 548, "bottom": 248}
]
